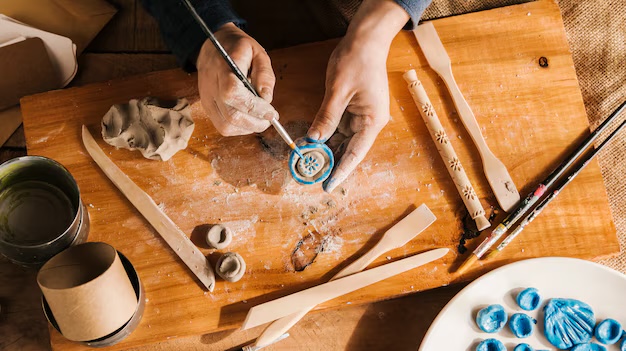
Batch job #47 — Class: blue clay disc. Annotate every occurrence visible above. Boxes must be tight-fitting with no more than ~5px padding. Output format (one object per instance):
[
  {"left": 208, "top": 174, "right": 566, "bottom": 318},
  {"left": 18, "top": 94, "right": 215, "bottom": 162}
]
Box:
[
  {"left": 570, "top": 342, "right": 607, "bottom": 351},
  {"left": 621, "top": 335, "right": 626, "bottom": 351},
  {"left": 517, "top": 287, "right": 541, "bottom": 311},
  {"left": 288, "top": 140, "right": 334, "bottom": 185},
  {"left": 513, "top": 343, "right": 534, "bottom": 351},
  {"left": 509, "top": 313, "right": 535, "bottom": 338},
  {"left": 476, "top": 304, "right": 507, "bottom": 333},
  {"left": 543, "top": 298, "right": 595, "bottom": 349},
  {"left": 594, "top": 319, "right": 622, "bottom": 345},
  {"left": 476, "top": 338, "right": 506, "bottom": 351}
]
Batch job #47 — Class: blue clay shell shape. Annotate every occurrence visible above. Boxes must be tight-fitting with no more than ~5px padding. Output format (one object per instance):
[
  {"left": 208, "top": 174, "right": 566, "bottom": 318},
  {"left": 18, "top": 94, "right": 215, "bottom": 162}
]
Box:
[
  {"left": 288, "top": 139, "right": 334, "bottom": 185},
  {"left": 476, "top": 338, "right": 506, "bottom": 351},
  {"left": 594, "top": 318, "right": 622, "bottom": 344},
  {"left": 509, "top": 313, "right": 535, "bottom": 338},
  {"left": 516, "top": 287, "right": 541, "bottom": 311},
  {"left": 543, "top": 298, "right": 596, "bottom": 349},
  {"left": 513, "top": 344, "right": 533, "bottom": 351},
  {"left": 570, "top": 342, "right": 607, "bottom": 351},
  {"left": 476, "top": 304, "right": 508, "bottom": 333}
]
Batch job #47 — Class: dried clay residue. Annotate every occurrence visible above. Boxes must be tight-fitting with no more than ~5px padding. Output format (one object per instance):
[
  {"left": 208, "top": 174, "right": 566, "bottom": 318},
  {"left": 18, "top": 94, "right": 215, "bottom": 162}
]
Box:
[
  {"left": 290, "top": 228, "right": 344, "bottom": 272},
  {"left": 457, "top": 206, "right": 498, "bottom": 254}
]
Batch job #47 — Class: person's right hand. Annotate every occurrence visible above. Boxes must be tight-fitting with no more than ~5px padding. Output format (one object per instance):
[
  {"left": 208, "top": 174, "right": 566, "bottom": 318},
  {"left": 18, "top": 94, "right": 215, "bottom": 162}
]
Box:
[{"left": 196, "top": 23, "right": 278, "bottom": 136}]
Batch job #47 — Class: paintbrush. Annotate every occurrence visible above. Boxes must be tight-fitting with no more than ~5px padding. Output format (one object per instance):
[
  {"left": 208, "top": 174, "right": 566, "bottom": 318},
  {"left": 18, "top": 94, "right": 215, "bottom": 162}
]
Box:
[
  {"left": 180, "top": 0, "right": 303, "bottom": 158},
  {"left": 486, "top": 110, "right": 626, "bottom": 260},
  {"left": 456, "top": 100, "right": 626, "bottom": 274}
]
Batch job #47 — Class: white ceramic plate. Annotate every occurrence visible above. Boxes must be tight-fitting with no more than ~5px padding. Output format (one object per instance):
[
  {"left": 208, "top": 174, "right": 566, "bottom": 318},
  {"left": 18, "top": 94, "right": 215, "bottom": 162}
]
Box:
[{"left": 419, "top": 257, "right": 626, "bottom": 350}]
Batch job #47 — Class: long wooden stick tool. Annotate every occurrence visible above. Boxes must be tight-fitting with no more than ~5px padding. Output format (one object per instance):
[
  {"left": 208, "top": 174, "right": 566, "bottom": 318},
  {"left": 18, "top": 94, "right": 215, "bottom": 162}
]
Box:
[
  {"left": 414, "top": 22, "right": 520, "bottom": 212},
  {"left": 486, "top": 102, "right": 626, "bottom": 260},
  {"left": 457, "top": 100, "right": 626, "bottom": 274},
  {"left": 242, "top": 248, "right": 449, "bottom": 330},
  {"left": 81, "top": 125, "right": 215, "bottom": 291},
  {"left": 246, "top": 204, "right": 437, "bottom": 349},
  {"left": 180, "top": 0, "right": 303, "bottom": 159}
]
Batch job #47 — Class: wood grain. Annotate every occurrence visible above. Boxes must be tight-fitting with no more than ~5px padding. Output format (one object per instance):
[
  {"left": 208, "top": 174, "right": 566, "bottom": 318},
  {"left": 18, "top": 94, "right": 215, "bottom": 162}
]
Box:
[{"left": 19, "top": 1, "right": 618, "bottom": 350}]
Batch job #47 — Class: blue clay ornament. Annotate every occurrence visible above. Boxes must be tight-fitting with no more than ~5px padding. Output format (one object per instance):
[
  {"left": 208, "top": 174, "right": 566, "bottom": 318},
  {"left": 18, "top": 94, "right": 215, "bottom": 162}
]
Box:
[
  {"left": 288, "top": 139, "right": 334, "bottom": 185},
  {"left": 476, "top": 338, "right": 506, "bottom": 351},
  {"left": 621, "top": 334, "right": 626, "bottom": 351},
  {"left": 570, "top": 342, "right": 607, "bottom": 351},
  {"left": 517, "top": 287, "right": 541, "bottom": 311},
  {"left": 509, "top": 313, "right": 535, "bottom": 338},
  {"left": 476, "top": 304, "right": 507, "bottom": 333},
  {"left": 543, "top": 298, "right": 595, "bottom": 349},
  {"left": 513, "top": 343, "right": 533, "bottom": 351},
  {"left": 594, "top": 319, "right": 622, "bottom": 344}
]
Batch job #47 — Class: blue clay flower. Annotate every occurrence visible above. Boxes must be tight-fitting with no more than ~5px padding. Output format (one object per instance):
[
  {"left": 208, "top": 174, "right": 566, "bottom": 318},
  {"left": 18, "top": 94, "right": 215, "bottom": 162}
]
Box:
[
  {"left": 509, "top": 313, "right": 535, "bottom": 338},
  {"left": 594, "top": 319, "right": 622, "bottom": 344},
  {"left": 516, "top": 287, "right": 541, "bottom": 311},
  {"left": 570, "top": 342, "right": 607, "bottom": 351},
  {"left": 476, "top": 338, "right": 506, "bottom": 351},
  {"left": 476, "top": 304, "right": 508, "bottom": 333},
  {"left": 543, "top": 298, "right": 595, "bottom": 349},
  {"left": 513, "top": 343, "right": 534, "bottom": 351}
]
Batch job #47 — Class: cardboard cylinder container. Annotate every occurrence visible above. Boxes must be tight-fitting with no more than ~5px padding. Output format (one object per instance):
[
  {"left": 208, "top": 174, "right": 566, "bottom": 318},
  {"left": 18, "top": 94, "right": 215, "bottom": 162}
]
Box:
[{"left": 37, "top": 242, "right": 137, "bottom": 342}]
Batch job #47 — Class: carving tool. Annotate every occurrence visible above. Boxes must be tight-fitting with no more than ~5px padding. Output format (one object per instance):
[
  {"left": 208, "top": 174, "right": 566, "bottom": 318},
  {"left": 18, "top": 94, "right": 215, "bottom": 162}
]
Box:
[
  {"left": 403, "top": 70, "right": 490, "bottom": 231},
  {"left": 246, "top": 204, "right": 437, "bottom": 349},
  {"left": 486, "top": 102, "right": 626, "bottom": 260},
  {"left": 457, "top": 100, "right": 626, "bottom": 274},
  {"left": 81, "top": 126, "right": 216, "bottom": 291},
  {"left": 413, "top": 22, "right": 520, "bottom": 212},
  {"left": 180, "top": 0, "right": 303, "bottom": 159},
  {"left": 242, "top": 248, "right": 449, "bottom": 330}
]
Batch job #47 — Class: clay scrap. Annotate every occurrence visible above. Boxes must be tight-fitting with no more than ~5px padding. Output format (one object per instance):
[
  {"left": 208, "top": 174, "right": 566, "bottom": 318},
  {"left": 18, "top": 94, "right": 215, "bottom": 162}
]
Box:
[
  {"left": 205, "top": 224, "right": 233, "bottom": 250},
  {"left": 288, "top": 138, "right": 334, "bottom": 185},
  {"left": 101, "top": 97, "right": 194, "bottom": 161},
  {"left": 216, "top": 252, "right": 246, "bottom": 282}
]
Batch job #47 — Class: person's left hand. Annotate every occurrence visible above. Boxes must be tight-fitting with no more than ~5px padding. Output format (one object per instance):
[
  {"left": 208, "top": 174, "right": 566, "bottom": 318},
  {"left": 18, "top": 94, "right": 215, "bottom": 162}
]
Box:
[{"left": 306, "top": 0, "right": 410, "bottom": 193}]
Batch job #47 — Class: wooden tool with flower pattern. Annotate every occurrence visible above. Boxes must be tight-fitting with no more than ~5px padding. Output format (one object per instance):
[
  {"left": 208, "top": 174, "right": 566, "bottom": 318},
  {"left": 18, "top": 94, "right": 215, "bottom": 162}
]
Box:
[{"left": 403, "top": 70, "right": 490, "bottom": 231}]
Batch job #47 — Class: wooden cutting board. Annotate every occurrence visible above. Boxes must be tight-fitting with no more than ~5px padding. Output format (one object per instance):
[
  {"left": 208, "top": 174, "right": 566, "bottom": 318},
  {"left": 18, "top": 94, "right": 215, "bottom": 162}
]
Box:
[{"left": 20, "top": 1, "right": 618, "bottom": 350}]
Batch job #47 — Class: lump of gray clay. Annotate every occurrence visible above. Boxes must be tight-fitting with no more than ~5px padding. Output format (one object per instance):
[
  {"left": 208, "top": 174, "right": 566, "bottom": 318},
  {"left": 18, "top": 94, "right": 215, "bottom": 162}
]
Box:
[
  {"left": 594, "top": 318, "right": 622, "bottom": 345},
  {"left": 101, "top": 97, "right": 194, "bottom": 161},
  {"left": 570, "top": 342, "right": 607, "bottom": 351},
  {"left": 476, "top": 304, "right": 507, "bottom": 333},
  {"left": 516, "top": 287, "right": 541, "bottom": 311},
  {"left": 543, "top": 298, "right": 595, "bottom": 349},
  {"left": 216, "top": 252, "right": 246, "bottom": 282},
  {"left": 205, "top": 224, "right": 233, "bottom": 250},
  {"left": 475, "top": 339, "right": 505, "bottom": 351},
  {"left": 509, "top": 313, "right": 535, "bottom": 338}
]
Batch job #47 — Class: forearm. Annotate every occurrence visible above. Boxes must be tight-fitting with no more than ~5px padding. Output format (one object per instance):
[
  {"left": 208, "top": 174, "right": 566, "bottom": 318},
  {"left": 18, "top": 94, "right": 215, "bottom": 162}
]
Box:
[{"left": 345, "top": 0, "right": 411, "bottom": 49}]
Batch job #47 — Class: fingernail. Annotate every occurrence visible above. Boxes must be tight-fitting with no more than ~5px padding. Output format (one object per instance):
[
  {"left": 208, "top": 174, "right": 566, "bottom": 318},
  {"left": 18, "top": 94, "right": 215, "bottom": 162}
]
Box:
[
  {"left": 263, "top": 111, "right": 277, "bottom": 121},
  {"left": 260, "top": 87, "right": 273, "bottom": 102},
  {"left": 307, "top": 129, "right": 321, "bottom": 142},
  {"left": 323, "top": 177, "right": 338, "bottom": 193}
]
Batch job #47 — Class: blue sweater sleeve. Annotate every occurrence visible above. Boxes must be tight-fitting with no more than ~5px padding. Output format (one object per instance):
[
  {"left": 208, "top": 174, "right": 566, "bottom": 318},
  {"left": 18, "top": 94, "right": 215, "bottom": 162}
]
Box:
[
  {"left": 393, "top": 0, "right": 432, "bottom": 29},
  {"left": 140, "top": 0, "right": 246, "bottom": 72}
]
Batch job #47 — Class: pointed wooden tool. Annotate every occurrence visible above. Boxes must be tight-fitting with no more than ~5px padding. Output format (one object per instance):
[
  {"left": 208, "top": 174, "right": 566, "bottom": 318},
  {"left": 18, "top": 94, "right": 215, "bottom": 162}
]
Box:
[
  {"left": 250, "top": 204, "right": 437, "bottom": 348},
  {"left": 242, "top": 248, "right": 449, "bottom": 330},
  {"left": 81, "top": 125, "right": 215, "bottom": 291},
  {"left": 414, "top": 22, "right": 520, "bottom": 212}
]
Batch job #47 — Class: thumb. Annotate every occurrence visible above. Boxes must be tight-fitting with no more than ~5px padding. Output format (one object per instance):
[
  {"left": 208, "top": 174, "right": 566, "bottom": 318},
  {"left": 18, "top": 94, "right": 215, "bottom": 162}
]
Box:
[{"left": 308, "top": 90, "right": 350, "bottom": 142}]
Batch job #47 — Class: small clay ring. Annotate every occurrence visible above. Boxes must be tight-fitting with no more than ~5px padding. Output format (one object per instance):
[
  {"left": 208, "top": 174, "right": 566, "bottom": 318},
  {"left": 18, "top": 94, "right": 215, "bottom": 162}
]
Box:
[
  {"left": 205, "top": 224, "right": 233, "bottom": 250},
  {"left": 215, "top": 252, "right": 246, "bottom": 282}
]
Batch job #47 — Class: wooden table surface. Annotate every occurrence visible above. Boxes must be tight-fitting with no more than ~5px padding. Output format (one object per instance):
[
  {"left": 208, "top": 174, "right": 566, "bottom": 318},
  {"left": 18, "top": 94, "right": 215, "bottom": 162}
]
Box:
[{"left": 0, "top": 1, "right": 617, "bottom": 350}]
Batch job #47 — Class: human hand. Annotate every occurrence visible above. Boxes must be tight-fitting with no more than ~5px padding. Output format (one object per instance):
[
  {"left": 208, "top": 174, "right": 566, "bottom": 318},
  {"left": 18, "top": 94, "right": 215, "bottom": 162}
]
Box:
[
  {"left": 196, "top": 23, "right": 278, "bottom": 136},
  {"left": 307, "top": 0, "right": 410, "bottom": 192}
]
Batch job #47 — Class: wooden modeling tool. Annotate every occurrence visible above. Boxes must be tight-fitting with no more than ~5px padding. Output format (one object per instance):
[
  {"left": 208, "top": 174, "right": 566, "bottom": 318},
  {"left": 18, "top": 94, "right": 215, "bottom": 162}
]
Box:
[
  {"left": 403, "top": 70, "right": 490, "bottom": 231},
  {"left": 487, "top": 102, "right": 626, "bottom": 260},
  {"left": 457, "top": 100, "right": 626, "bottom": 274},
  {"left": 81, "top": 126, "right": 216, "bottom": 291},
  {"left": 180, "top": 0, "right": 303, "bottom": 159},
  {"left": 248, "top": 204, "right": 437, "bottom": 349},
  {"left": 242, "top": 248, "right": 449, "bottom": 330},
  {"left": 413, "top": 22, "right": 520, "bottom": 212}
]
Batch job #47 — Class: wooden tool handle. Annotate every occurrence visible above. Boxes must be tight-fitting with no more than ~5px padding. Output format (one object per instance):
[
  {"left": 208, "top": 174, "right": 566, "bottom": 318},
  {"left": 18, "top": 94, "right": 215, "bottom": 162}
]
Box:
[
  {"left": 242, "top": 248, "right": 449, "bottom": 330},
  {"left": 403, "top": 70, "right": 489, "bottom": 230},
  {"left": 81, "top": 126, "right": 215, "bottom": 291}
]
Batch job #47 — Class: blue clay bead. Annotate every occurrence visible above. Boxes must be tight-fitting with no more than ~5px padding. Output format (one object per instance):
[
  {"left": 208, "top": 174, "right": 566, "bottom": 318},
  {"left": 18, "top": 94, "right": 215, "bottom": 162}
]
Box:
[
  {"left": 516, "top": 287, "right": 541, "bottom": 311},
  {"left": 621, "top": 334, "right": 626, "bottom": 351},
  {"left": 513, "top": 343, "right": 534, "bottom": 351},
  {"left": 570, "top": 342, "right": 607, "bottom": 351},
  {"left": 594, "top": 319, "right": 622, "bottom": 344},
  {"left": 509, "top": 313, "right": 535, "bottom": 338},
  {"left": 476, "top": 338, "right": 506, "bottom": 351},
  {"left": 543, "top": 298, "right": 595, "bottom": 349},
  {"left": 476, "top": 304, "right": 508, "bottom": 333}
]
